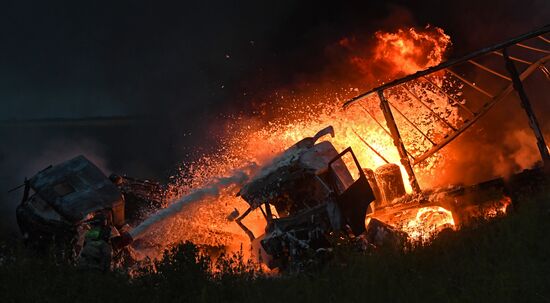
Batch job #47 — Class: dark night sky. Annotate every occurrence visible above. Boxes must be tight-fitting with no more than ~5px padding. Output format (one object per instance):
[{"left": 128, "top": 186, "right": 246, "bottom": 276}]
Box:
[{"left": 1, "top": 0, "right": 549, "bottom": 233}]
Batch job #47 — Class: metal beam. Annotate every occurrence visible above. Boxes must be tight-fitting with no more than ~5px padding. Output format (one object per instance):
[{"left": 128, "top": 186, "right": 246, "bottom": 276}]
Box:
[
  {"left": 445, "top": 69, "right": 495, "bottom": 98},
  {"left": 358, "top": 103, "right": 417, "bottom": 160},
  {"left": 468, "top": 60, "right": 512, "bottom": 81},
  {"left": 377, "top": 90, "right": 421, "bottom": 192},
  {"left": 235, "top": 207, "right": 255, "bottom": 241},
  {"left": 516, "top": 43, "right": 550, "bottom": 54},
  {"left": 351, "top": 128, "right": 390, "bottom": 164},
  {"left": 540, "top": 65, "right": 550, "bottom": 80},
  {"left": 388, "top": 101, "right": 436, "bottom": 145},
  {"left": 492, "top": 51, "right": 533, "bottom": 65},
  {"left": 358, "top": 103, "right": 392, "bottom": 136},
  {"left": 503, "top": 48, "right": 550, "bottom": 167},
  {"left": 412, "top": 54, "right": 550, "bottom": 165}
]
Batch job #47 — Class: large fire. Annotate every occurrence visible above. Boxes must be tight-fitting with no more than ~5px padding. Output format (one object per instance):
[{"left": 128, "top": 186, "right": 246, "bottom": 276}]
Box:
[
  {"left": 374, "top": 27, "right": 451, "bottom": 74},
  {"left": 340, "top": 25, "right": 451, "bottom": 86},
  {"left": 135, "top": 26, "right": 473, "bottom": 260}
]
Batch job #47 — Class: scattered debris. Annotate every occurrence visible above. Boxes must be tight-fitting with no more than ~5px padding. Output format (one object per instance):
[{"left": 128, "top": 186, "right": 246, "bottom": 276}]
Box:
[
  {"left": 365, "top": 218, "right": 407, "bottom": 250},
  {"left": 12, "top": 134, "right": 527, "bottom": 273}
]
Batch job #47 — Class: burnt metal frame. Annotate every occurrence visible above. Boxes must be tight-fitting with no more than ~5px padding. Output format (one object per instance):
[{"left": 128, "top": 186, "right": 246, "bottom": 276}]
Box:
[
  {"left": 236, "top": 206, "right": 255, "bottom": 241},
  {"left": 503, "top": 48, "right": 550, "bottom": 166},
  {"left": 327, "top": 146, "right": 367, "bottom": 191},
  {"left": 351, "top": 128, "right": 390, "bottom": 164},
  {"left": 378, "top": 90, "right": 421, "bottom": 192},
  {"left": 343, "top": 24, "right": 550, "bottom": 192}
]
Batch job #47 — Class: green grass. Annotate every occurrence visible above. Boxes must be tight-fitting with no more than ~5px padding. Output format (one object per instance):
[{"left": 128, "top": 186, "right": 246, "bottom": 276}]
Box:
[{"left": 1, "top": 193, "right": 550, "bottom": 303}]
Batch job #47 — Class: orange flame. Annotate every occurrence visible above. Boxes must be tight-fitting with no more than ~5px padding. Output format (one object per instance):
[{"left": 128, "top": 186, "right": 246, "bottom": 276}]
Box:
[
  {"left": 401, "top": 206, "right": 455, "bottom": 242},
  {"left": 484, "top": 196, "right": 512, "bottom": 218},
  {"left": 348, "top": 26, "right": 451, "bottom": 82},
  {"left": 138, "top": 26, "right": 459, "bottom": 260},
  {"left": 374, "top": 27, "right": 451, "bottom": 75}
]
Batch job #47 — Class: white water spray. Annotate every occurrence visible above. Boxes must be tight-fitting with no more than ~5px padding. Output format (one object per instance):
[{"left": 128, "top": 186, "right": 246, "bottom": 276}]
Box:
[{"left": 129, "top": 166, "right": 255, "bottom": 241}]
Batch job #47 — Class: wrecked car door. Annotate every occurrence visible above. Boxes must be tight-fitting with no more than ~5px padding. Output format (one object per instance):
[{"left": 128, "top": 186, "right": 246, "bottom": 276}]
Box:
[{"left": 328, "top": 147, "right": 375, "bottom": 235}]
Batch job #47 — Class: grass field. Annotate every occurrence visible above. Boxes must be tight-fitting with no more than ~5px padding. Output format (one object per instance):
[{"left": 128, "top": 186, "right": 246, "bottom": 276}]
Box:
[{"left": 1, "top": 189, "right": 549, "bottom": 303}]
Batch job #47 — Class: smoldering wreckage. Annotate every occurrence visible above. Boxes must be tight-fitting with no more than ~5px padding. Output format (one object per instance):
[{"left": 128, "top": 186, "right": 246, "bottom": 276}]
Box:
[
  {"left": 15, "top": 126, "right": 382, "bottom": 271},
  {"left": 10, "top": 25, "right": 550, "bottom": 273},
  {"left": 13, "top": 125, "right": 521, "bottom": 272}
]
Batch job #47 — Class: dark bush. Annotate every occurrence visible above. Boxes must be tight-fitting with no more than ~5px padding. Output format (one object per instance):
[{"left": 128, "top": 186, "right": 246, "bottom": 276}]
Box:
[{"left": 1, "top": 192, "right": 549, "bottom": 303}]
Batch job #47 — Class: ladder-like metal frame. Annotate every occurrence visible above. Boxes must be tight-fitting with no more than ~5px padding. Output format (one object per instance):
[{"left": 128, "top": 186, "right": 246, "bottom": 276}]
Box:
[{"left": 343, "top": 24, "right": 550, "bottom": 192}]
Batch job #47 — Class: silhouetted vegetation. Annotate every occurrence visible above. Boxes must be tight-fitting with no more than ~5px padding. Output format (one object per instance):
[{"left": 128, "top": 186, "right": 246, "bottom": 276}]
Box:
[{"left": 1, "top": 191, "right": 550, "bottom": 303}]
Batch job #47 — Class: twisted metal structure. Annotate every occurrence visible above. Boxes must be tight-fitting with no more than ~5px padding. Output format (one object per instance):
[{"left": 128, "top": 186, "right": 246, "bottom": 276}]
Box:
[{"left": 343, "top": 25, "right": 550, "bottom": 191}]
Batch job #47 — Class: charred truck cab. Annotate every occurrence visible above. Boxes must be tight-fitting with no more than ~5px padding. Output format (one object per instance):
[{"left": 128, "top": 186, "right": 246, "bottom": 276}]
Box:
[
  {"left": 16, "top": 156, "right": 126, "bottom": 248},
  {"left": 237, "top": 126, "right": 375, "bottom": 270},
  {"left": 15, "top": 155, "right": 159, "bottom": 257}
]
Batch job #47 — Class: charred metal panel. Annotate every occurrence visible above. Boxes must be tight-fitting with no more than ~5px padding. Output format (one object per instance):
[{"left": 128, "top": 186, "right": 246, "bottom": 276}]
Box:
[
  {"left": 28, "top": 155, "right": 125, "bottom": 225},
  {"left": 328, "top": 147, "right": 375, "bottom": 235},
  {"left": 239, "top": 135, "right": 338, "bottom": 213}
]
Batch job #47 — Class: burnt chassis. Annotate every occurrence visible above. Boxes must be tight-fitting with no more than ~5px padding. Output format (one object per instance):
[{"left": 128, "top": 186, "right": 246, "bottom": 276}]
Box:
[
  {"left": 15, "top": 155, "right": 164, "bottom": 253},
  {"left": 237, "top": 147, "right": 375, "bottom": 269}
]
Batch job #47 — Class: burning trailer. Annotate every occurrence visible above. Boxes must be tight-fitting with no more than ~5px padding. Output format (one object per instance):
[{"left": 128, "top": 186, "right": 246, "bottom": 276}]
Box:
[{"left": 231, "top": 24, "right": 550, "bottom": 269}]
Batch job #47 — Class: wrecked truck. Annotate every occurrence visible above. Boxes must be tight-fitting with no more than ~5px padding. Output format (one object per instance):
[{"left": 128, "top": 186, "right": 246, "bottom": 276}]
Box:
[
  {"left": 15, "top": 155, "right": 163, "bottom": 257},
  {"left": 236, "top": 126, "right": 376, "bottom": 270}
]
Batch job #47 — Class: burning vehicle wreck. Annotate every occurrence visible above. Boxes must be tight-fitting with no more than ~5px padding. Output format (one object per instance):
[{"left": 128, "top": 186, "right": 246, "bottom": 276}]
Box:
[
  {"left": 233, "top": 124, "right": 525, "bottom": 270},
  {"left": 8, "top": 25, "right": 549, "bottom": 275},
  {"left": 236, "top": 126, "right": 376, "bottom": 270},
  {"left": 3, "top": 3, "right": 550, "bottom": 300},
  {"left": 15, "top": 155, "right": 164, "bottom": 269},
  {"left": 11, "top": 126, "right": 521, "bottom": 272}
]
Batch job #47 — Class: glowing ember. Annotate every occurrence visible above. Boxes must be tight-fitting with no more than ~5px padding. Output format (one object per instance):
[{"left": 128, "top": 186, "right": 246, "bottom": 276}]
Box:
[
  {"left": 483, "top": 196, "right": 512, "bottom": 218},
  {"left": 401, "top": 206, "right": 455, "bottom": 242}
]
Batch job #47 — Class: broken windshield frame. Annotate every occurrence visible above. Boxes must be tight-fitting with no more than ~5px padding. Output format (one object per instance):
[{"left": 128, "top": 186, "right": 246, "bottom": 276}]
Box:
[{"left": 328, "top": 147, "right": 363, "bottom": 194}]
